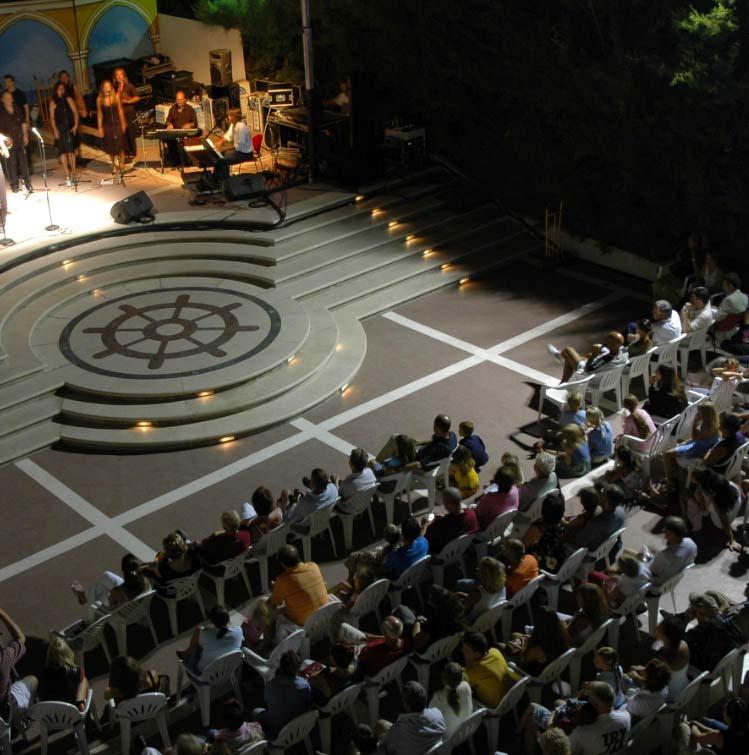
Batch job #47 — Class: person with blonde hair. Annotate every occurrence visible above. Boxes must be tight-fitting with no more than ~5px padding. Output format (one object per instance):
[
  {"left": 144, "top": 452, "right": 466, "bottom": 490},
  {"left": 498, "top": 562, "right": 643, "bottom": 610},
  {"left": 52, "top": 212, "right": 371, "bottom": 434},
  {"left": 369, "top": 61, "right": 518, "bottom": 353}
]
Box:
[
  {"left": 38, "top": 636, "right": 89, "bottom": 709},
  {"left": 96, "top": 79, "right": 126, "bottom": 174},
  {"left": 586, "top": 407, "right": 613, "bottom": 464},
  {"left": 500, "top": 452, "right": 524, "bottom": 484},
  {"left": 621, "top": 394, "right": 656, "bottom": 440},
  {"left": 459, "top": 556, "right": 506, "bottom": 622},
  {"left": 543, "top": 424, "right": 591, "bottom": 478},
  {"left": 664, "top": 401, "right": 721, "bottom": 485},
  {"left": 540, "top": 727, "right": 572, "bottom": 755}
]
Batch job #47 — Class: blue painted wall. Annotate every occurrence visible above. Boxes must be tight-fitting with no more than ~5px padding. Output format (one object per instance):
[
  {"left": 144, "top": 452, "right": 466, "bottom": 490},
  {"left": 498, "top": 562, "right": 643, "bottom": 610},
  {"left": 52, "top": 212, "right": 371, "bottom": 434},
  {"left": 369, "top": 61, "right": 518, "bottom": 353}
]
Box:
[
  {"left": 0, "top": 20, "right": 71, "bottom": 105},
  {"left": 88, "top": 6, "right": 154, "bottom": 80}
]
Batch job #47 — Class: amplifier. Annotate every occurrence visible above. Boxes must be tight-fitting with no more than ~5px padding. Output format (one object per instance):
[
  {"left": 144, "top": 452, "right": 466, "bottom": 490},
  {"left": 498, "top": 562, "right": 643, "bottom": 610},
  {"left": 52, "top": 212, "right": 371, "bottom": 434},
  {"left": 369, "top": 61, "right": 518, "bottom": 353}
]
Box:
[
  {"left": 152, "top": 70, "right": 194, "bottom": 100},
  {"left": 223, "top": 174, "right": 265, "bottom": 201},
  {"left": 155, "top": 103, "right": 170, "bottom": 125},
  {"left": 384, "top": 126, "right": 426, "bottom": 170}
]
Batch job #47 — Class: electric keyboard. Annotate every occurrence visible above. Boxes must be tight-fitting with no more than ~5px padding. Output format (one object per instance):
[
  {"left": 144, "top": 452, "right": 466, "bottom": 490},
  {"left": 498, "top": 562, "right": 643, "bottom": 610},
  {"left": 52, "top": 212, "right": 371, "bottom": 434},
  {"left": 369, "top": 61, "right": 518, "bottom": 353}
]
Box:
[{"left": 152, "top": 128, "right": 199, "bottom": 140}]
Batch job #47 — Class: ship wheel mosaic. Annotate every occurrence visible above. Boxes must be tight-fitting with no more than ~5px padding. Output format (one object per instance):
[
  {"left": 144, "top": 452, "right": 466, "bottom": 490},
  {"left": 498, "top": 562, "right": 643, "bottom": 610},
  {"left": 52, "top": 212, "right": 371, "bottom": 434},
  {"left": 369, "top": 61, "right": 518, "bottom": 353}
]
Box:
[{"left": 59, "top": 287, "right": 282, "bottom": 380}]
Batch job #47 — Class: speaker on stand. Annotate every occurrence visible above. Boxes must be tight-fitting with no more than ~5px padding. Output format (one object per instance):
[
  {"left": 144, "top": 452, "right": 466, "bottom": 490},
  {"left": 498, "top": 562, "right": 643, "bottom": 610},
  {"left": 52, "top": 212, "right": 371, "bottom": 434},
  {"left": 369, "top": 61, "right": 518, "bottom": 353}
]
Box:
[{"left": 209, "top": 49, "right": 233, "bottom": 87}]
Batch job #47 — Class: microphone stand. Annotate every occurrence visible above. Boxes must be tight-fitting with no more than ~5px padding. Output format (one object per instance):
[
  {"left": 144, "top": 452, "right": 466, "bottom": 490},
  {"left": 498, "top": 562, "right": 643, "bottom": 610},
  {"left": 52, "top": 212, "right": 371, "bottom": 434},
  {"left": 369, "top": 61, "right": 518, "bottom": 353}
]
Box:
[
  {"left": 32, "top": 129, "right": 58, "bottom": 231},
  {"left": 0, "top": 201, "right": 13, "bottom": 247},
  {"left": 57, "top": 95, "right": 90, "bottom": 191}
]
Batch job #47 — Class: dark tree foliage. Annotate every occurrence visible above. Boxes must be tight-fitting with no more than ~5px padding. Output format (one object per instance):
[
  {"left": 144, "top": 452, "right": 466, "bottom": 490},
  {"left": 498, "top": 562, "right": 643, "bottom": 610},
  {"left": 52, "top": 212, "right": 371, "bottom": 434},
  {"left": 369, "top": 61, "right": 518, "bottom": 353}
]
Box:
[{"left": 194, "top": 0, "right": 749, "bottom": 263}]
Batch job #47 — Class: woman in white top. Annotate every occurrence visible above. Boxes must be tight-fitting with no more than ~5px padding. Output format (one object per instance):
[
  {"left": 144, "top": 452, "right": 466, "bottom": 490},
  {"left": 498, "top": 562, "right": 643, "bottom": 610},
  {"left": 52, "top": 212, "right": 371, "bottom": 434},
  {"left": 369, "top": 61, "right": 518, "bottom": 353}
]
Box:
[
  {"left": 429, "top": 662, "right": 473, "bottom": 736},
  {"left": 623, "top": 658, "right": 670, "bottom": 722},
  {"left": 630, "top": 615, "right": 690, "bottom": 702},
  {"left": 178, "top": 604, "right": 243, "bottom": 674}
]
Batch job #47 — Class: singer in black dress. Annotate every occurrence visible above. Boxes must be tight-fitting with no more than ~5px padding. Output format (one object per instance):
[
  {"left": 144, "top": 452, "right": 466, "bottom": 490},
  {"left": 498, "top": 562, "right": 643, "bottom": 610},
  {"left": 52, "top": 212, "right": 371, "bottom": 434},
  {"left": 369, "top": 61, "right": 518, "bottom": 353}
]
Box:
[
  {"left": 49, "top": 82, "right": 79, "bottom": 185},
  {"left": 96, "top": 80, "right": 126, "bottom": 174}
]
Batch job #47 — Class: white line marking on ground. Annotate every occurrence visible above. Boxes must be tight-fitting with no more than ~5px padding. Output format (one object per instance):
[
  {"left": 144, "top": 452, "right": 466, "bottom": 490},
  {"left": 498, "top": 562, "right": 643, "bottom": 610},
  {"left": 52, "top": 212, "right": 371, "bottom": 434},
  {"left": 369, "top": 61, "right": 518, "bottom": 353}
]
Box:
[{"left": 289, "top": 418, "right": 357, "bottom": 455}]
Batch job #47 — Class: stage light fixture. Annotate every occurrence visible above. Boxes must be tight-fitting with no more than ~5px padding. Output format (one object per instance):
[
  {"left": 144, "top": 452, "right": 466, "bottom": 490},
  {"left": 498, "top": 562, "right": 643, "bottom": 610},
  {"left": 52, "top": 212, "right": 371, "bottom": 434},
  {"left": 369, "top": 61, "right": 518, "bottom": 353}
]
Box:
[
  {"left": 355, "top": 195, "right": 365, "bottom": 202},
  {"left": 440, "top": 263, "right": 450, "bottom": 271},
  {"left": 197, "top": 391, "right": 213, "bottom": 398},
  {"left": 62, "top": 259, "right": 73, "bottom": 267},
  {"left": 340, "top": 383, "right": 349, "bottom": 393},
  {"left": 76, "top": 274, "right": 87, "bottom": 281},
  {"left": 388, "top": 220, "right": 399, "bottom": 228},
  {"left": 219, "top": 435, "right": 235, "bottom": 443},
  {"left": 459, "top": 277, "right": 470, "bottom": 285},
  {"left": 422, "top": 249, "right": 433, "bottom": 258},
  {"left": 287, "top": 355, "right": 297, "bottom": 365},
  {"left": 371, "top": 208, "right": 382, "bottom": 216},
  {"left": 136, "top": 421, "right": 152, "bottom": 428}
]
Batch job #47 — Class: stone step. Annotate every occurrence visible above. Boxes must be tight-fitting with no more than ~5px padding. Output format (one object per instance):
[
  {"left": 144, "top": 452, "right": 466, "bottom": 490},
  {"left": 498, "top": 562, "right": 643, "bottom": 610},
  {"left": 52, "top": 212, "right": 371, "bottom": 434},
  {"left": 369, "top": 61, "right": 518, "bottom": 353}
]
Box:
[
  {"left": 0, "top": 367, "right": 69, "bottom": 412},
  {"left": 0, "top": 393, "right": 61, "bottom": 440},
  {"left": 0, "top": 419, "right": 61, "bottom": 466}
]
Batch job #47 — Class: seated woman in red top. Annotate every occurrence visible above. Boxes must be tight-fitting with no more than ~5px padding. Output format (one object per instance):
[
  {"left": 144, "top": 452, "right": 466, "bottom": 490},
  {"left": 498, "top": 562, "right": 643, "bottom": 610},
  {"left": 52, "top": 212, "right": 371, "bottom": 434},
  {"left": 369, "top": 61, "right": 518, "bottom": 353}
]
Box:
[{"left": 474, "top": 466, "right": 519, "bottom": 530}]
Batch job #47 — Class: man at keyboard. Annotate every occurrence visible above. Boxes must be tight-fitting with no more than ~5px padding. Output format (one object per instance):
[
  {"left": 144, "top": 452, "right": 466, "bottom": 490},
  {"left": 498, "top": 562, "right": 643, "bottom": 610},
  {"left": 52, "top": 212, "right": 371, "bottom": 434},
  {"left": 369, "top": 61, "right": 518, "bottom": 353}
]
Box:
[
  {"left": 212, "top": 109, "right": 253, "bottom": 181},
  {"left": 165, "top": 91, "right": 197, "bottom": 165}
]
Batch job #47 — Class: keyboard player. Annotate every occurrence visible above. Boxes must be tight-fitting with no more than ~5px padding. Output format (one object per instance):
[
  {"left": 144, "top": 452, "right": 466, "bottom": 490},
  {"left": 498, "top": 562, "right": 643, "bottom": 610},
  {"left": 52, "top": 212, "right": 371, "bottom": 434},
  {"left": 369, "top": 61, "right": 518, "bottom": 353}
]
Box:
[
  {"left": 164, "top": 90, "right": 197, "bottom": 166},
  {"left": 212, "top": 109, "right": 253, "bottom": 181}
]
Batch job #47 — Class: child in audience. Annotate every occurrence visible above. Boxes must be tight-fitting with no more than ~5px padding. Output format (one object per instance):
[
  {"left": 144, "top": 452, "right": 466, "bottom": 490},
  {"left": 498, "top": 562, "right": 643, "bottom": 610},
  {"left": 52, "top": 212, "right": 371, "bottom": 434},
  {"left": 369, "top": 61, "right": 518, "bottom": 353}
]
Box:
[
  {"left": 242, "top": 598, "right": 278, "bottom": 657},
  {"left": 590, "top": 647, "right": 629, "bottom": 709},
  {"left": 547, "top": 424, "right": 591, "bottom": 478},
  {"left": 208, "top": 698, "right": 264, "bottom": 752},
  {"left": 501, "top": 451, "right": 524, "bottom": 484},
  {"left": 559, "top": 393, "right": 587, "bottom": 427},
  {"left": 621, "top": 395, "right": 656, "bottom": 440},
  {"left": 449, "top": 445, "right": 480, "bottom": 498},
  {"left": 344, "top": 523, "right": 401, "bottom": 582},
  {"left": 623, "top": 658, "right": 670, "bottom": 721},
  {"left": 459, "top": 420, "right": 489, "bottom": 470},
  {"left": 586, "top": 407, "right": 613, "bottom": 464},
  {"left": 591, "top": 553, "right": 651, "bottom": 607},
  {"left": 602, "top": 446, "right": 643, "bottom": 505}
]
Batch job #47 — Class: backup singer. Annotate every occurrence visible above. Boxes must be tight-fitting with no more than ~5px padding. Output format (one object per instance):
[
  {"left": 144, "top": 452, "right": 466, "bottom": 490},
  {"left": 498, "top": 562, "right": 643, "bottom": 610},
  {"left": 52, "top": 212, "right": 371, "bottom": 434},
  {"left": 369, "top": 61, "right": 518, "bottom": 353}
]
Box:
[
  {"left": 213, "top": 109, "right": 253, "bottom": 181},
  {"left": 0, "top": 91, "right": 31, "bottom": 193},
  {"left": 49, "top": 82, "right": 79, "bottom": 186},
  {"left": 113, "top": 68, "right": 139, "bottom": 161},
  {"left": 96, "top": 80, "right": 126, "bottom": 174},
  {"left": 58, "top": 70, "right": 87, "bottom": 118},
  {"left": 164, "top": 90, "right": 197, "bottom": 166}
]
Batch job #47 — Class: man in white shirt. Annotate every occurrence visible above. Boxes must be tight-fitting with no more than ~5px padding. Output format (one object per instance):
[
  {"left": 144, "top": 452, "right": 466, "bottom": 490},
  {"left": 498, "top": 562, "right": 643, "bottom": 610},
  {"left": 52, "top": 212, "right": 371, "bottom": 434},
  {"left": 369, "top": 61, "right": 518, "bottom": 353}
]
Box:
[
  {"left": 283, "top": 467, "right": 338, "bottom": 523},
  {"left": 648, "top": 515, "right": 697, "bottom": 586},
  {"left": 334, "top": 447, "right": 377, "bottom": 513},
  {"left": 714, "top": 272, "right": 748, "bottom": 342},
  {"left": 651, "top": 300, "right": 682, "bottom": 344},
  {"left": 680, "top": 286, "right": 714, "bottom": 333},
  {"left": 569, "top": 682, "right": 630, "bottom": 755},
  {"left": 213, "top": 108, "right": 253, "bottom": 182}
]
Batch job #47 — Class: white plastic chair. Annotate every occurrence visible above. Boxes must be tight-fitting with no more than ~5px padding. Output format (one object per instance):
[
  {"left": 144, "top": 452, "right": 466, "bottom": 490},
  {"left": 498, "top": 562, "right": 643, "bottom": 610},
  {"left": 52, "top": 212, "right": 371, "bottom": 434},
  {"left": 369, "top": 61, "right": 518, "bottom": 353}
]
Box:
[
  {"left": 673, "top": 395, "right": 706, "bottom": 444},
  {"left": 235, "top": 741, "right": 267, "bottom": 755},
  {"left": 363, "top": 655, "right": 408, "bottom": 727},
  {"left": 175, "top": 650, "right": 244, "bottom": 727},
  {"left": 621, "top": 348, "right": 656, "bottom": 396},
  {"left": 337, "top": 486, "right": 378, "bottom": 550},
  {"left": 678, "top": 328, "right": 708, "bottom": 377},
  {"left": 710, "top": 376, "right": 739, "bottom": 414},
  {"left": 467, "top": 601, "right": 507, "bottom": 644},
  {"left": 653, "top": 335, "right": 689, "bottom": 373},
  {"left": 521, "top": 647, "right": 577, "bottom": 704},
  {"left": 699, "top": 647, "right": 740, "bottom": 712},
  {"left": 607, "top": 582, "right": 652, "bottom": 649},
  {"left": 645, "top": 564, "right": 693, "bottom": 635},
  {"left": 577, "top": 527, "right": 626, "bottom": 581},
  {"left": 346, "top": 578, "right": 389, "bottom": 629},
  {"left": 431, "top": 533, "right": 473, "bottom": 586},
  {"left": 317, "top": 682, "right": 365, "bottom": 754},
  {"left": 0, "top": 714, "right": 10, "bottom": 755},
  {"left": 656, "top": 671, "right": 708, "bottom": 746},
  {"left": 204, "top": 551, "right": 252, "bottom": 606},
  {"left": 242, "top": 628, "right": 305, "bottom": 683},
  {"left": 569, "top": 619, "right": 616, "bottom": 694},
  {"left": 388, "top": 555, "right": 431, "bottom": 608},
  {"left": 538, "top": 375, "right": 595, "bottom": 424},
  {"left": 473, "top": 508, "right": 517, "bottom": 560},
  {"left": 158, "top": 570, "right": 207, "bottom": 637},
  {"left": 501, "top": 575, "right": 543, "bottom": 640},
  {"left": 63, "top": 612, "right": 112, "bottom": 669},
  {"left": 30, "top": 690, "right": 93, "bottom": 755},
  {"left": 108, "top": 590, "right": 158, "bottom": 657},
  {"left": 376, "top": 471, "right": 412, "bottom": 525},
  {"left": 289, "top": 503, "right": 339, "bottom": 562},
  {"left": 539, "top": 548, "right": 587, "bottom": 611},
  {"left": 626, "top": 704, "right": 666, "bottom": 754},
  {"left": 115, "top": 693, "right": 170, "bottom": 755},
  {"left": 482, "top": 675, "right": 530, "bottom": 753},
  {"left": 409, "top": 634, "right": 460, "bottom": 691},
  {"left": 267, "top": 709, "right": 319, "bottom": 754},
  {"left": 436, "top": 707, "right": 486, "bottom": 755},
  {"left": 247, "top": 524, "right": 289, "bottom": 594},
  {"left": 723, "top": 440, "right": 749, "bottom": 484},
  {"left": 410, "top": 457, "right": 452, "bottom": 512},
  {"left": 302, "top": 597, "right": 342, "bottom": 657},
  {"left": 620, "top": 415, "right": 680, "bottom": 482},
  {"left": 587, "top": 363, "right": 627, "bottom": 410}
]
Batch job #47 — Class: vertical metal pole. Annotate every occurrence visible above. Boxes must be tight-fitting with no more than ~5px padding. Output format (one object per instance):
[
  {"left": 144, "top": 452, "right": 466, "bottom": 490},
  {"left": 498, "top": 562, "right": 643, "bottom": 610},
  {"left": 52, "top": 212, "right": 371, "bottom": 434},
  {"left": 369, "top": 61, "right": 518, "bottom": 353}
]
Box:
[{"left": 301, "top": 0, "right": 318, "bottom": 181}]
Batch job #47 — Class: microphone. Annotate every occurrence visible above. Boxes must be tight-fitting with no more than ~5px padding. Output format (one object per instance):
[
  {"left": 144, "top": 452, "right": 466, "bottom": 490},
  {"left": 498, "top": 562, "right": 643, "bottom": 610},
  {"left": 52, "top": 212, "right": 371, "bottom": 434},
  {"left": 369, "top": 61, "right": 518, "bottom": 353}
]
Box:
[{"left": 31, "top": 127, "right": 42, "bottom": 139}]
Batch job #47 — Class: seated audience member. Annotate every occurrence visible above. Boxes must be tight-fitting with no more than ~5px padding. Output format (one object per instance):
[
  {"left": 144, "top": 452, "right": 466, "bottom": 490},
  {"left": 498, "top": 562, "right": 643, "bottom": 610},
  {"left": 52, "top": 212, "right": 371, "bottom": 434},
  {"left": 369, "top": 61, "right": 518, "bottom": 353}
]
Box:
[
  {"left": 685, "top": 593, "right": 746, "bottom": 672},
  {"left": 685, "top": 696, "right": 749, "bottom": 754},
  {"left": 345, "top": 523, "right": 402, "bottom": 582},
  {"left": 330, "top": 563, "right": 376, "bottom": 609},
  {"left": 713, "top": 272, "right": 748, "bottom": 342},
  {"left": 377, "top": 681, "right": 446, "bottom": 755},
  {"left": 255, "top": 650, "right": 313, "bottom": 739},
  {"left": 195, "top": 510, "right": 251, "bottom": 565},
  {"left": 569, "top": 484, "right": 626, "bottom": 550},
  {"left": 143, "top": 532, "right": 200, "bottom": 589},
  {"left": 586, "top": 407, "right": 613, "bottom": 464},
  {"left": 562, "top": 487, "right": 600, "bottom": 543},
  {"left": 686, "top": 469, "right": 742, "bottom": 557},
  {"left": 352, "top": 724, "right": 378, "bottom": 755},
  {"left": 474, "top": 466, "right": 519, "bottom": 530},
  {"left": 724, "top": 582, "right": 749, "bottom": 641},
  {"left": 423, "top": 487, "right": 478, "bottom": 555},
  {"left": 625, "top": 318, "right": 654, "bottom": 357},
  {"left": 270, "top": 545, "right": 328, "bottom": 627},
  {"left": 624, "top": 659, "right": 670, "bottom": 721},
  {"left": 644, "top": 364, "right": 688, "bottom": 419},
  {"left": 630, "top": 616, "right": 690, "bottom": 701},
  {"left": 375, "top": 414, "right": 457, "bottom": 471},
  {"left": 664, "top": 401, "right": 721, "bottom": 484},
  {"left": 523, "top": 491, "right": 568, "bottom": 574},
  {"left": 502, "top": 606, "right": 571, "bottom": 676},
  {"left": 647, "top": 516, "right": 697, "bottom": 586},
  {"left": 681, "top": 285, "right": 714, "bottom": 333},
  {"left": 558, "top": 392, "right": 587, "bottom": 427},
  {"left": 334, "top": 447, "right": 377, "bottom": 507},
  {"left": 458, "top": 420, "right": 489, "bottom": 470},
  {"left": 590, "top": 647, "right": 629, "bottom": 709},
  {"left": 242, "top": 598, "right": 278, "bottom": 657},
  {"left": 693, "top": 247, "right": 724, "bottom": 293},
  {"left": 309, "top": 642, "right": 358, "bottom": 703},
  {"left": 517, "top": 452, "right": 558, "bottom": 513},
  {"left": 545, "top": 424, "right": 591, "bottom": 478},
  {"left": 71, "top": 553, "right": 150, "bottom": 611},
  {"left": 546, "top": 331, "right": 627, "bottom": 383},
  {"left": 381, "top": 517, "right": 429, "bottom": 579},
  {"left": 417, "top": 585, "right": 467, "bottom": 647},
  {"left": 242, "top": 486, "right": 283, "bottom": 543},
  {"left": 651, "top": 299, "right": 682, "bottom": 344},
  {"left": 597, "top": 553, "right": 651, "bottom": 607},
  {"left": 569, "top": 682, "right": 631, "bottom": 755},
  {"left": 449, "top": 445, "right": 480, "bottom": 499},
  {"left": 38, "top": 636, "right": 89, "bottom": 709},
  {"left": 104, "top": 656, "right": 162, "bottom": 704},
  {"left": 461, "top": 631, "right": 515, "bottom": 707},
  {"left": 500, "top": 452, "right": 524, "bottom": 484},
  {"left": 502, "top": 538, "right": 539, "bottom": 597},
  {"left": 283, "top": 468, "right": 338, "bottom": 524},
  {"left": 177, "top": 604, "right": 243, "bottom": 674},
  {"left": 539, "top": 728, "right": 573, "bottom": 755},
  {"left": 621, "top": 394, "right": 656, "bottom": 440},
  {"left": 459, "top": 556, "right": 507, "bottom": 623},
  {"left": 208, "top": 698, "right": 264, "bottom": 752},
  {"left": 703, "top": 412, "right": 746, "bottom": 474},
  {"left": 355, "top": 615, "right": 410, "bottom": 677},
  {"left": 429, "top": 662, "right": 472, "bottom": 738},
  {"left": 566, "top": 583, "right": 609, "bottom": 646},
  {"left": 602, "top": 446, "right": 643, "bottom": 505}
]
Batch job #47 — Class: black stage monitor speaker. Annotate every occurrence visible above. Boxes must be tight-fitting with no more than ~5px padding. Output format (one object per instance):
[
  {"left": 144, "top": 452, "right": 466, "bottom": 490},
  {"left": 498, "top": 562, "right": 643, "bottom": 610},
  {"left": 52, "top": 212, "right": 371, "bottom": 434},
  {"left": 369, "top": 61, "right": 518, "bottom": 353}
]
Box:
[
  {"left": 110, "top": 191, "right": 154, "bottom": 224},
  {"left": 210, "top": 49, "right": 233, "bottom": 87},
  {"left": 223, "top": 174, "right": 265, "bottom": 201}
]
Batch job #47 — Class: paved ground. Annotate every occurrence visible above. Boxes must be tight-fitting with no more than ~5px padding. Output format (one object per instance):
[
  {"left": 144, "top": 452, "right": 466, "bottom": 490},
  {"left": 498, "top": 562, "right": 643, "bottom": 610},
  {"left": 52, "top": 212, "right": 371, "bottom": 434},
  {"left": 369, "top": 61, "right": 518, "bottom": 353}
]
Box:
[{"left": 2, "top": 253, "right": 747, "bottom": 755}]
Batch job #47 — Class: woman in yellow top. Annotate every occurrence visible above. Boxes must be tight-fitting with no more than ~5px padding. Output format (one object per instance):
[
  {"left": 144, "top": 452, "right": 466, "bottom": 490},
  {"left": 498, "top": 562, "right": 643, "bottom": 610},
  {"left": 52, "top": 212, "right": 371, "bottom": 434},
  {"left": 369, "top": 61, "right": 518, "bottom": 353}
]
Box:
[{"left": 449, "top": 445, "right": 480, "bottom": 498}]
